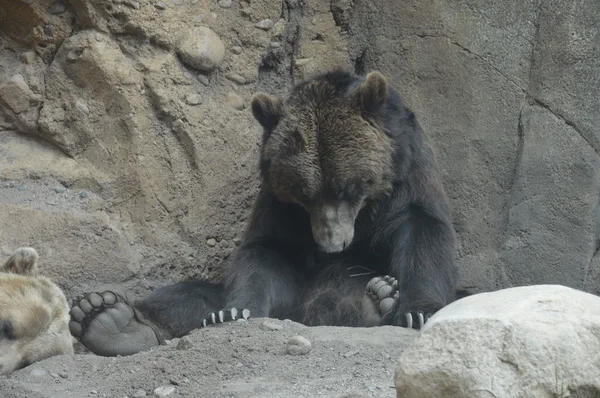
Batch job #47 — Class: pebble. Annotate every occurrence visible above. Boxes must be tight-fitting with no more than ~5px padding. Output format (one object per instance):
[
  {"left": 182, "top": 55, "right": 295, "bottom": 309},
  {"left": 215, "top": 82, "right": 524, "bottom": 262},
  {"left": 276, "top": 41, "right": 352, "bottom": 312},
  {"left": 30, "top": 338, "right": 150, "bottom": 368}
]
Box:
[
  {"left": 171, "top": 0, "right": 184, "bottom": 4},
  {"left": 197, "top": 74, "right": 210, "bottom": 86},
  {"left": 255, "top": 19, "right": 274, "bottom": 30},
  {"left": 225, "top": 92, "right": 244, "bottom": 110},
  {"left": 206, "top": 238, "right": 216, "bottom": 247},
  {"left": 260, "top": 321, "right": 283, "bottom": 331},
  {"left": 79, "top": 190, "right": 89, "bottom": 198},
  {"left": 132, "top": 390, "right": 147, "bottom": 397},
  {"left": 59, "top": 372, "right": 69, "bottom": 379},
  {"left": 154, "top": 1, "right": 166, "bottom": 9},
  {"left": 54, "top": 185, "right": 66, "bottom": 194},
  {"left": 185, "top": 93, "right": 203, "bottom": 105},
  {"left": 19, "top": 51, "right": 35, "bottom": 64},
  {"left": 176, "top": 336, "right": 193, "bottom": 350},
  {"left": 218, "top": 0, "right": 232, "bottom": 8},
  {"left": 153, "top": 386, "right": 175, "bottom": 397},
  {"left": 17, "top": 185, "right": 26, "bottom": 191},
  {"left": 176, "top": 27, "right": 225, "bottom": 72},
  {"left": 50, "top": 372, "right": 59, "bottom": 378},
  {"left": 231, "top": 46, "right": 243, "bottom": 55},
  {"left": 233, "top": 237, "right": 242, "bottom": 246},
  {"left": 75, "top": 100, "right": 90, "bottom": 114},
  {"left": 286, "top": 335, "right": 312, "bottom": 355},
  {"left": 183, "top": 71, "right": 193, "bottom": 80},
  {"left": 30, "top": 368, "right": 46, "bottom": 377},
  {"left": 270, "top": 19, "right": 286, "bottom": 37},
  {"left": 270, "top": 41, "right": 281, "bottom": 48},
  {"left": 90, "top": 390, "right": 97, "bottom": 395},
  {"left": 344, "top": 350, "right": 360, "bottom": 358},
  {"left": 190, "top": 0, "right": 199, "bottom": 4},
  {"left": 224, "top": 72, "right": 246, "bottom": 85}
]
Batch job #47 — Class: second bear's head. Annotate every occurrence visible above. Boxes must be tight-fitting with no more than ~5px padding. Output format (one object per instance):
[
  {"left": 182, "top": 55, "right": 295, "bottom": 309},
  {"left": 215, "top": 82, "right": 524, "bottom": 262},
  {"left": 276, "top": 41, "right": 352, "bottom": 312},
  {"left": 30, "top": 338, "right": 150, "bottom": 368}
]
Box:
[{"left": 251, "top": 71, "right": 396, "bottom": 254}]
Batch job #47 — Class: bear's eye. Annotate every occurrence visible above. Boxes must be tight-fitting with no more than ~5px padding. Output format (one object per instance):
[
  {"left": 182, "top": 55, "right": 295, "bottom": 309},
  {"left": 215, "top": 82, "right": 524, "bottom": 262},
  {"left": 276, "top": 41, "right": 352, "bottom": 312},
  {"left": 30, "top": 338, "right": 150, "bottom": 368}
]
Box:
[{"left": 0, "top": 320, "right": 14, "bottom": 340}]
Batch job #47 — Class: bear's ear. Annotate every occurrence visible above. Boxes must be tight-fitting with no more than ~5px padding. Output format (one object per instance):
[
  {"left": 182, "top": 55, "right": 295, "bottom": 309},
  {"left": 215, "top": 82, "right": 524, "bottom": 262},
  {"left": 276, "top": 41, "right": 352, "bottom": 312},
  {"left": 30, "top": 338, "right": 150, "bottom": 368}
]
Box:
[
  {"left": 355, "top": 71, "right": 388, "bottom": 115},
  {"left": 251, "top": 92, "right": 284, "bottom": 130}
]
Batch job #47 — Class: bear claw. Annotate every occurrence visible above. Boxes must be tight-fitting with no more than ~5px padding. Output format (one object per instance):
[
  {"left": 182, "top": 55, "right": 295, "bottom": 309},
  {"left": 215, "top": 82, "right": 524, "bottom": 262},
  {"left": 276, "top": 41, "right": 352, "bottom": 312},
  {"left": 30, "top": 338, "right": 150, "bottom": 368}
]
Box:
[
  {"left": 200, "top": 308, "right": 251, "bottom": 328},
  {"left": 362, "top": 275, "right": 400, "bottom": 327}
]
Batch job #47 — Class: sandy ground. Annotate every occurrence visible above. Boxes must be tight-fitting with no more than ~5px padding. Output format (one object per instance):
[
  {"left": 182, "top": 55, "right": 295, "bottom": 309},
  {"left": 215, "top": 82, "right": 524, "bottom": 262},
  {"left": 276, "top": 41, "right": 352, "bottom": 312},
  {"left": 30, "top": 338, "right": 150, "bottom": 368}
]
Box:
[{"left": 0, "top": 318, "right": 417, "bottom": 398}]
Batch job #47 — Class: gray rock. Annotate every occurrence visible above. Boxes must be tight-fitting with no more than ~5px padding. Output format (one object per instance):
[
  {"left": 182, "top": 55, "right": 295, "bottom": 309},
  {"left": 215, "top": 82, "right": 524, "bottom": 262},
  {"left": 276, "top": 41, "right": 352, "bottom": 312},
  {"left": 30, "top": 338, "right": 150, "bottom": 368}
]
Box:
[
  {"left": 231, "top": 46, "right": 243, "bottom": 55},
  {"left": 206, "top": 238, "right": 216, "bottom": 247},
  {"left": 54, "top": 185, "right": 67, "bottom": 194},
  {"left": 176, "top": 27, "right": 225, "bottom": 72},
  {"left": 224, "top": 72, "right": 246, "bottom": 85},
  {"left": 74, "top": 100, "right": 90, "bottom": 114},
  {"left": 197, "top": 74, "right": 210, "bottom": 86},
  {"left": 176, "top": 336, "right": 193, "bottom": 350},
  {"left": 286, "top": 335, "right": 312, "bottom": 355},
  {"left": 260, "top": 321, "right": 282, "bottom": 331},
  {"left": 255, "top": 19, "right": 274, "bottom": 30},
  {"left": 225, "top": 92, "right": 244, "bottom": 110},
  {"left": 154, "top": 1, "right": 166, "bottom": 9},
  {"left": 185, "top": 93, "right": 203, "bottom": 105},
  {"left": 218, "top": 0, "right": 232, "bottom": 8},
  {"left": 395, "top": 285, "right": 600, "bottom": 397},
  {"left": 79, "top": 191, "right": 89, "bottom": 198},
  {"left": 132, "top": 390, "right": 147, "bottom": 397},
  {"left": 0, "top": 74, "right": 40, "bottom": 114},
  {"left": 153, "top": 386, "right": 175, "bottom": 397}
]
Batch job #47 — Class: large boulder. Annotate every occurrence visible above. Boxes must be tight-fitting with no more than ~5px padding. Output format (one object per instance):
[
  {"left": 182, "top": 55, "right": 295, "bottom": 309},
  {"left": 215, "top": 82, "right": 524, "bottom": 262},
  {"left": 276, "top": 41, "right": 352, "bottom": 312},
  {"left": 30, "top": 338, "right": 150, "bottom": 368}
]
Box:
[{"left": 395, "top": 285, "right": 600, "bottom": 398}]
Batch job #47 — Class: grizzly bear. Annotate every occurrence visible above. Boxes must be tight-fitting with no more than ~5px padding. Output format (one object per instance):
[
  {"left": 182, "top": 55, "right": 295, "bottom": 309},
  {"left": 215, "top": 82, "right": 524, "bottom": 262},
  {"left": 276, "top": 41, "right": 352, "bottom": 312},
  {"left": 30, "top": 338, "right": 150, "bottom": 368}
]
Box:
[
  {"left": 0, "top": 247, "right": 74, "bottom": 374},
  {"left": 69, "top": 70, "right": 460, "bottom": 357}
]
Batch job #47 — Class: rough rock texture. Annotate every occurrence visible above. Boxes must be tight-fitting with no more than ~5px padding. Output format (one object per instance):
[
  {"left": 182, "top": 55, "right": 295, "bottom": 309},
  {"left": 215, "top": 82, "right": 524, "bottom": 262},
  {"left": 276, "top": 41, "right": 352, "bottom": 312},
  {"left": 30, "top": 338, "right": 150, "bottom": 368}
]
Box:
[
  {"left": 394, "top": 285, "right": 600, "bottom": 398},
  {"left": 0, "top": 0, "right": 598, "bottom": 307},
  {"left": 1, "top": 318, "right": 417, "bottom": 397}
]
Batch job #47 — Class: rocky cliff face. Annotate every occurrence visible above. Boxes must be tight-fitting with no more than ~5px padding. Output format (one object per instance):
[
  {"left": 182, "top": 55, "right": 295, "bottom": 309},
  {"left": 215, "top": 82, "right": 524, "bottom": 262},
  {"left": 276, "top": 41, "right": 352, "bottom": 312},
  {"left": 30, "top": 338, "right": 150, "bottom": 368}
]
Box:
[{"left": 0, "top": 0, "right": 598, "bottom": 300}]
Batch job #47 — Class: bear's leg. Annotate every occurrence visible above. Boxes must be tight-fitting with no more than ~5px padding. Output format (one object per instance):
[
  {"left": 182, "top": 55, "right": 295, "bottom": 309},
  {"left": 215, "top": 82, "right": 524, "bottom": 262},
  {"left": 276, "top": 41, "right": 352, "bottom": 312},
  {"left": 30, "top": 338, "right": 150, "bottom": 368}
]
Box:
[
  {"left": 70, "top": 280, "right": 226, "bottom": 356},
  {"left": 1, "top": 247, "right": 39, "bottom": 276},
  {"left": 301, "top": 263, "right": 371, "bottom": 327}
]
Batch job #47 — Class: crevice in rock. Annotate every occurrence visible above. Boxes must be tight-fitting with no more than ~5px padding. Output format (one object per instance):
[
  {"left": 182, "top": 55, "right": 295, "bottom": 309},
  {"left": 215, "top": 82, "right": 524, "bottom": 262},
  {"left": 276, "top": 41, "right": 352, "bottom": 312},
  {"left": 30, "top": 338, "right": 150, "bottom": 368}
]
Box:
[
  {"left": 415, "top": 33, "right": 524, "bottom": 91},
  {"left": 531, "top": 97, "right": 600, "bottom": 158},
  {"left": 283, "top": 0, "right": 305, "bottom": 85},
  {"left": 353, "top": 47, "right": 366, "bottom": 75},
  {"left": 501, "top": 102, "right": 526, "bottom": 216}
]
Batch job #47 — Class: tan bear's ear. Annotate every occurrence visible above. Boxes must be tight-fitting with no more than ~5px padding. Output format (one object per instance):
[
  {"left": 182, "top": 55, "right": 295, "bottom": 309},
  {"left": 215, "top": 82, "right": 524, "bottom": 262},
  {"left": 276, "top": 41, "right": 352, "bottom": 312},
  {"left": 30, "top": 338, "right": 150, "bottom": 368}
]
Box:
[
  {"left": 355, "top": 71, "right": 388, "bottom": 114},
  {"left": 1, "top": 247, "right": 39, "bottom": 276},
  {"left": 251, "top": 92, "right": 284, "bottom": 130}
]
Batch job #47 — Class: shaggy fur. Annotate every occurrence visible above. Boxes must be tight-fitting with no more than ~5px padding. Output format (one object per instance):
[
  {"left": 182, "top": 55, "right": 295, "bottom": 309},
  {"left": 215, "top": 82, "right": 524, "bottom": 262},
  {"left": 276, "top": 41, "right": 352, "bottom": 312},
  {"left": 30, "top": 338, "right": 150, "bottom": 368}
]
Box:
[{"left": 0, "top": 247, "right": 73, "bottom": 374}]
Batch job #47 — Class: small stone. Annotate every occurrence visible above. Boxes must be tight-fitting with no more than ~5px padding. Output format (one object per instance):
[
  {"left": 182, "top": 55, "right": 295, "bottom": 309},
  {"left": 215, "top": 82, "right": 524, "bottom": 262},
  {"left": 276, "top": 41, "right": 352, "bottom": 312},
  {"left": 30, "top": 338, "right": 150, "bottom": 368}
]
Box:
[
  {"left": 79, "top": 190, "right": 89, "bottom": 198},
  {"left": 154, "top": 1, "right": 166, "bottom": 9},
  {"left": 19, "top": 51, "right": 35, "bottom": 64},
  {"left": 225, "top": 92, "right": 244, "bottom": 110},
  {"left": 206, "top": 238, "right": 217, "bottom": 247},
  {"left": 176, "top": 336, "right": 193, "bottom": 350},
  {"left": 0, "top": 74, "right": 38, "bottom": 114},
  {"left": 270, "top": 19, "right": 285, "bottom": 37},
  {"left": 185, "top": 93, "right": 203, "bottom": 105},
  {"left": 153, "top": 386, "right": 175, "bottom": 397},
  {"left": 286, "top": 335, "right": 312, "bottom": 355},
  {"left": 197, "top": 74, "right": 210, "bottom": 86},
  {"left": 177, "top": 27, "right": 225, "bottom": 72},
  {"left": 218, "top": 0, "right": 232, "bottom": 8},
  {"left": 132, "top": 390, "right": 147, "bottom": 398},
  {"left": 210, "top": 12, "right": 217, "bottom": 19},
  {"left": 344, "top": 350, "right": 359, "bottom": 358},
  {"left": 255, "top": 19, "right": 274, "bottom": 30},
  {"left": 17, "top": 185, "right": 26, "bottom": 191},
  {"left": 193, "top": 14, "right": 204, "bottom": 23},
  {"left": 54, "top": 185, "right": 66, "bottom": 194},
  {"left": 90, "top": 391, "right": 97, "bottom": 395},
  {"left": 30, "top": 368, "right": 46, "bottom": 377},
  {"left": 75, "top": 100, "right": 90, "bottom": 114},
  {"left": 190, "top": 0, "right": 199, "bottom": 4},
  {"left": 295, "top": 58, "right": 312, "bottom": 66},
  {"left": 48, "top": 2, "right": 66, "bottom": 14},
  {"left": 270, "top": 42, "right": 280, "bottom": 48},
  {"left": 260, "top": 321, "right": 283, "bottom": 331},
  {"left": 220, "top": 239, "right": 229, "bottom": 248},
  {"left": 183, "top": 71, "right": 193, "bottom": 80},
  {"left": 231, "top": 46, "right": 243, "bottom": 54},
  {"left": 233, "top": 238, "right": 242, "bottom": 246},
  {"left": 59, "top": 372, "right": 69, "bottom": 379},
  {"left": 52, "top": 107, "right": 65, "bottom": 121},
  {"left": 171, "top": 0, "right": 183, "bottom": 4},
  {"left": 224, "top": 72, "right": 246, "bottom": 85}
]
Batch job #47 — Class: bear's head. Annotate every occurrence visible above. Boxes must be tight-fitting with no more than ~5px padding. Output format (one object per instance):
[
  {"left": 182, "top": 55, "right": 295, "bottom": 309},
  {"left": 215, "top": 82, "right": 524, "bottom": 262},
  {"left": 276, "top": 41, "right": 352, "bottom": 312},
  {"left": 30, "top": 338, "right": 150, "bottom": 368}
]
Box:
[
  {"left": 0, "top": 248, "right": 74, "bottom": 375},
  {"left": 251, "top": 71, "right": 395, "bottom": 253}
]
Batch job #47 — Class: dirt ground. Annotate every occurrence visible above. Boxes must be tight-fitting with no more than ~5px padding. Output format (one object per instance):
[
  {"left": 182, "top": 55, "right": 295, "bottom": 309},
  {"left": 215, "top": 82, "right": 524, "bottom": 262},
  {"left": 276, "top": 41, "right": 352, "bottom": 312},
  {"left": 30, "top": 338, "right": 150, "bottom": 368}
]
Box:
[{"left": 0, "top": 318, "right": 417, "bottom": 398}]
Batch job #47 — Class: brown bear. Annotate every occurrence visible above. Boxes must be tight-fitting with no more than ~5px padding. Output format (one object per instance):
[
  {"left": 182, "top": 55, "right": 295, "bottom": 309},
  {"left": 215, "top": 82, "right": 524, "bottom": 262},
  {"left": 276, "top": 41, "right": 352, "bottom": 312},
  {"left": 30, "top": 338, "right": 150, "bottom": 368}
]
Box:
[
  {"left": 68, "top": 70, "right": 462, "bottom": 357},
  {"left": 0, "top": 247, "right": 74, "bottom": 374}
]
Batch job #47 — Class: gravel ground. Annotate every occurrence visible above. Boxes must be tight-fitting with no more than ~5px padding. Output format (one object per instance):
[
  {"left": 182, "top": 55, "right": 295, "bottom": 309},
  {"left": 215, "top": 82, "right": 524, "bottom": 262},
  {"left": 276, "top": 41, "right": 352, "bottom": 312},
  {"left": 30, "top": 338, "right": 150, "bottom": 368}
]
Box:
[{"left": 0, "top": 318, "right": 417, "bottom": 398}]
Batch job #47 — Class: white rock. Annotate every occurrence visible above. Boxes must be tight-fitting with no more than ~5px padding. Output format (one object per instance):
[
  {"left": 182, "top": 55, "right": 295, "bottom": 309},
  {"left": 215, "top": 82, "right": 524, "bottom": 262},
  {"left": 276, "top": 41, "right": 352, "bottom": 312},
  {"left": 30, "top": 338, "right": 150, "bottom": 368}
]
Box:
[
  {"left": 286, "top": 335, "right": 312, "bottom": 355},
  {"left": 153, "top": 385, "right": 175, "bottom": 397},
  {"left": 225, "top": 92, "right": 244, "bottom": 110},
  {"left": 255, "top": 19, "right": 274, "bottom": 30},
  {"left": 176, "top": 27, "right": 225, "bottom": 72},
  {"left": 394, "top": 285, "right": 600, "bottom": 398}
]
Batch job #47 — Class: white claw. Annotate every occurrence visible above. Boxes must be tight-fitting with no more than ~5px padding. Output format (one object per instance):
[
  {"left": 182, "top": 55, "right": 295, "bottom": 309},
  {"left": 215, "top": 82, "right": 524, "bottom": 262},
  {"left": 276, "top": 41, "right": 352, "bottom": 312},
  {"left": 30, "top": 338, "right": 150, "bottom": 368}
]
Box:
[
  {"left": 210, "top": 313, "right": 216, "bottom": 324},
  {"left": 418, "top": 312, "right": 425, "bottom": 329},
  {"left": 242, "top": 309, "right": 250, "bottom": 319},
  {"left": 202, "top": 319, "right": 207, "bottom": 328},
  {"left": 218, "top": 310, "right": 225, "bottom": 323},
  {"left": 405, "top": 313, "right": 413, "bottom": 329},
  {"left": 230, "top": 308, "right": 238, "bottom": 320}
]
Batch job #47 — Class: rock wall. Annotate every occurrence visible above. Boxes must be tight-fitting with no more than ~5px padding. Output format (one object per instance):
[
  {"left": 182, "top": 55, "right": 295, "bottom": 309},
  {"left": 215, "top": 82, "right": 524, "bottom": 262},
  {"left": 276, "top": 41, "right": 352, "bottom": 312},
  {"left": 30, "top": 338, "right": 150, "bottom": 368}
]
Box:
[{"left": 0, "top": 0, "right": 598, "bottom": 300}]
